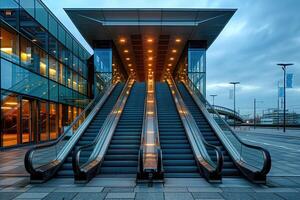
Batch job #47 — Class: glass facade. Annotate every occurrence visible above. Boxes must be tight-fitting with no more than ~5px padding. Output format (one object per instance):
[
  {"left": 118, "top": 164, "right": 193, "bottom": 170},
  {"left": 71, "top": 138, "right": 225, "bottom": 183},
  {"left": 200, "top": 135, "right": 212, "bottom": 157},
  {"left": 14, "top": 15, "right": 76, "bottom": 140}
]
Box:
[
  {"left": 0, "top": 0, "right": 91, "bottom": 148},
  {"left": 175, "top": 45, "right": 206, "bottom": 98},
  {"left": 188, "top": 48, "right": 206, "bottom": 97}
]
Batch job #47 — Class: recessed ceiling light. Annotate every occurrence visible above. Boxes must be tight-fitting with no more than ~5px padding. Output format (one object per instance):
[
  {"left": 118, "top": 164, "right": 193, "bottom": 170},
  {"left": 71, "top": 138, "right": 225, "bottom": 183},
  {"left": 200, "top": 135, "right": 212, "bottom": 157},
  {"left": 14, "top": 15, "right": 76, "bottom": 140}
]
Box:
[
  {"left": 175, "top": 38, "right": 181, "bottom": 43},
  {"left": 147, "top": 38, "right": 153, "bottom": 43},
  {"left": 172, "top": 49, "right": 177, "bottom": 53},
  {"left": 120, "top": 38, "right": 126, "bottom": 43},
  {"left": 130, "top": 68, "right": 134, "bottom": 71},
  {"left": 112, "top": 63, "right": 115, "bottom": 66},
  {"left": 168, "top": 63, "right": 172, "bottom": 66},
  {"left": 124, "top": 49, "right": 129, "bottom": 53},
  {"left": 170, "top": 57, "right": 174, "bottom": 61},
  {"left": 148, "top": 49, "right": 153, "bottom": 53},
  {"left": 148, "top": 63, "right": 152, "bottom": 67},
  {"left": 126, "top": 57, "right": 130, "bottom": 61},
  {"left": 148, "top": 57, "right": 153, "bottom": 61},
  {"left": 128, "top": 63, "right": 132, "bottom": 67}
]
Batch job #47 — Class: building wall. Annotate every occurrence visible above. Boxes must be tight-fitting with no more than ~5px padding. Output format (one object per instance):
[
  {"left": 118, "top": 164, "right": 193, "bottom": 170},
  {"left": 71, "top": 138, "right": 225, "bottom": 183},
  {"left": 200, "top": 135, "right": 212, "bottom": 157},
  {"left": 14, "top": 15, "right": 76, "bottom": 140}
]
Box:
[{"left": 0, "top": 0, "right": 91, "bottom": 148}]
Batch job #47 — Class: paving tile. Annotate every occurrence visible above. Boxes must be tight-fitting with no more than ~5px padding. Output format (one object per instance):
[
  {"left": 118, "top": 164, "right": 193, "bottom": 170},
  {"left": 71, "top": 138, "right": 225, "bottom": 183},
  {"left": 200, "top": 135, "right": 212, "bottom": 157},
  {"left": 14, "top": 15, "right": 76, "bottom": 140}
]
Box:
[
  {"left": 87, "top": 178, "right": 136, "bottom": 187},
  {"left": 54, "top": 186, "right": 103, "bottom": 193},
  {"left": 106, "top": 192, "right": 135, "bottom": 199},
  {"left": 192, "top": 192, "right": 223, "bottom": 199},
  {"left": 42, "top": 192, "right": 77, "bottom": 200},
  {"left": 73, "top": 192, "right": 106, "bottom": 200},
  {"left": 27, "top": 187, "right": 55, "bottom": 193},
  {"left": 164, "top": 187, "right": 188, "bottom": 192},
  {"left": 187, "top": 187, "right": 222, "bottom": 193},
  {"left": 102, "top": 187, "right": 134, "bottom": 193},
  {"left": 0, "top": 187, "right": 29, "bottom": 193},
  {"left": 254, "top": 187, "right": 299, "bottom": 193},
  {"left": 221, "top": 187, "right": 254, "bottom": 193},
  {"left": 164, "top": 192, "right": 194, "bottom": 200},
  {"left": 249, "top": 192, "right": 284, "bottom": 200},
  {"left": 134, "top": 184, "right": 164, "bottom": 192},
  {"left": 0, "top": 192, "right": 21, "bottom": 200},
  {"left": 275, "top": 192, "right": 300, "bottom": 200},
  {"left": 135, "top": 192, "right": 164, "bottom": 200},
  {"left": 15, "top": 192, "right": 48, "bottom": 199},
  {"left": 221, "top": 192, "right": 254, "bottom": 200},
  {"left": 164, "top": 178, "right": 211, "bottom": 187}
]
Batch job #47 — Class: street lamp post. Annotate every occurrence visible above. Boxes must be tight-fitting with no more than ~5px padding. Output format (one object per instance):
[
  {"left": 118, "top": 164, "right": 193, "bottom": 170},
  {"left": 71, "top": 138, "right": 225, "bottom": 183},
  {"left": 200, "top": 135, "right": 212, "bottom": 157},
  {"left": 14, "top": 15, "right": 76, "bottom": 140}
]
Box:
[
  {"left": 277, "top": 63, "right": 294, "bottom": 132},
  {"left": 229, "top": 82, "right": 240, "bottom": 129},
  {"left": 210, "top": 94, "right": 217, "bottom": 107}
]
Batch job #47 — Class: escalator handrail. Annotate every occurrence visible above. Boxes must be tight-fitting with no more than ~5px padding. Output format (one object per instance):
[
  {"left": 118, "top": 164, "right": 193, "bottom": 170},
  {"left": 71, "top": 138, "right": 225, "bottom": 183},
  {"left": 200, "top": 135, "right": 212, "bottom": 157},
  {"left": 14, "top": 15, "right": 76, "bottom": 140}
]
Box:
[
  {"left": 183, "top": 78, "right": 271, "bottom": 176},
  {"left": 72, "top": 78, "right": 134, "bottom": 181},
  {"left": 24, "top": 82, "right": 116, "bottom": 178},
  {"left": 167, "top": 76, "right": 223, "bottom": 180},
  {"left": 139, "top": 80, "right": 163, "bottom": 175}
]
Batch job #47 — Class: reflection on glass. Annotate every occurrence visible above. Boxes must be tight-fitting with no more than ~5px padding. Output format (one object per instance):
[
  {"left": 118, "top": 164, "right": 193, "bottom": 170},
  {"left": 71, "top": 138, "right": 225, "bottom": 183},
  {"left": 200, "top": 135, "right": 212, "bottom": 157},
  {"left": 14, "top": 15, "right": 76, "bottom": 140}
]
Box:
[
  {"left": 39, "top": 101, "right": 48, "bottom": 141},
  {"left": 1, "top": 94, "right": 19, "bottom": 147},
  {"left": 0, "top": 0, "right": 19, "bottom": 28},
  {"left": 0, "top": 26, "right": 19, "bottom": 63},
  {"left": 67, "top": 106, "right": 72, "bottom": 125},
  {"left": 188, "top": 48, "right": 206, "bottom": 97},
  {"left": 49, "top": 56, "right": 57, "bottom": 81},
  {"left": 49, "top": 103, "right": 58, "bottom": 140},
  {"left": 20, "top": 37, "right": 33, "bottom": 69},
  {"left": 22, "top": 99, "right": 32, "bottom": 143},
  {"left": 59, "top": 63, "right": 66, "bottom": 85}
]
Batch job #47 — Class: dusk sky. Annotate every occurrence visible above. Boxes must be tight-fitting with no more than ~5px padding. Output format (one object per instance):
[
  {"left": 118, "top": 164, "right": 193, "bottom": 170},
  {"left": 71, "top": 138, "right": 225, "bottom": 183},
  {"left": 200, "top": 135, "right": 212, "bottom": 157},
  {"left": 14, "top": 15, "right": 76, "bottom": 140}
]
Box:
[{"left": 43, "top": 0, "right": 300, "bottom": 117}]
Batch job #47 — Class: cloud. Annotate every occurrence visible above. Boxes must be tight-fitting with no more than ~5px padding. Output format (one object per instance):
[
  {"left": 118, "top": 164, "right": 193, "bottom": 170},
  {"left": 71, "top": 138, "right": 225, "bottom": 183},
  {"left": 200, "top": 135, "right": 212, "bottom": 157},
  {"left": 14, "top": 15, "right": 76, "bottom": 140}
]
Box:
[{"left": 42, "top": 0, "right": 300, "bottom": 115}]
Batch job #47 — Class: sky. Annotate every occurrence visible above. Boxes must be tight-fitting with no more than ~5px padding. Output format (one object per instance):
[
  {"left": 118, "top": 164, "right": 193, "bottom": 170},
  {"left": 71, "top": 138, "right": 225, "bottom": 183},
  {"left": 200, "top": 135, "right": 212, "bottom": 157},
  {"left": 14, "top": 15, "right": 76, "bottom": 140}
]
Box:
[{"left": 43, "top": 0, "right": 300, "bottom": 117}]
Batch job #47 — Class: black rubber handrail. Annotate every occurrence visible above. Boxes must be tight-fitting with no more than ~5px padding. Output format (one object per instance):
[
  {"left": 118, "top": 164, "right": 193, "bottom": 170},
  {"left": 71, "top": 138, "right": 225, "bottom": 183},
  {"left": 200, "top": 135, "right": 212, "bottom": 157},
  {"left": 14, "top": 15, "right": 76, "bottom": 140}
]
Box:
[
  {"left": 183, "top": 79, "right": 271, "bottom": 182},
  {"left": 72, "top": 78, "right": 132, "bottom": 182},
  {"left": 24, "top": 83, "right": 112, "bottom": 182},
  {"left": 168, "top": 77, "right": 223, "bottom": 182}
]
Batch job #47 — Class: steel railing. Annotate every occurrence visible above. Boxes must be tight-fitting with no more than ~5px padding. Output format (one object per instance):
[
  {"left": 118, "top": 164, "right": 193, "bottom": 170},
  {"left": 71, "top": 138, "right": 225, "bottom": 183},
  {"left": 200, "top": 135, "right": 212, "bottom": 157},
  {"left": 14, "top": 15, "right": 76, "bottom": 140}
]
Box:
[
  {"left": 24, "top": 82, "right": 116, "bottom": 182},
  {"left": 137, "top": 77, "right": 164, "bottom": 182},
  {"left": 72, "top": 78, "right": 135, "bottom": 182},
  {"left": 183, "top": 78, "right": 271, "bottom": 183},
  {"left": 167, "top": 75, "right": 223, "bottom": 182}
]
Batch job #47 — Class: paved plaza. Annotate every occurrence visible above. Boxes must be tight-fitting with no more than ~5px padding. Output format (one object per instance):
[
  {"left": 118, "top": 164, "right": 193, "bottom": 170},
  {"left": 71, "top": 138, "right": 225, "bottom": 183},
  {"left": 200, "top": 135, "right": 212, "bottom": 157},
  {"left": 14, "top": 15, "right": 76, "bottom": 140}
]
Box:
[{"left": 0, "top": 128, "right": 299, "bottom": 200}]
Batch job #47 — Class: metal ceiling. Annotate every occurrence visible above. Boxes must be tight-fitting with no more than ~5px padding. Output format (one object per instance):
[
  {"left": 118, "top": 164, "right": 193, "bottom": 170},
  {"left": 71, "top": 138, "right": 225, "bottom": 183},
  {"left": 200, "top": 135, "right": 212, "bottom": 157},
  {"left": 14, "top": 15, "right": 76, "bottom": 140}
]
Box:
[{"left": 65, "top": 8, "right": 236, "bottom": 81}]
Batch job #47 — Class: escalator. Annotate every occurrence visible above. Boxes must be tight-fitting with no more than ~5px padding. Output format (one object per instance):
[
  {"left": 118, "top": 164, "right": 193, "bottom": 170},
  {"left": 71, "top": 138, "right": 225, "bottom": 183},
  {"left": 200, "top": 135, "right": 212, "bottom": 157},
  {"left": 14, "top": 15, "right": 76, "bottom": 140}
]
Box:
[
  {"left": 177, "top": 83, "right": 240, "bottom": 177},
  {"left": 99, "top": 82, "right": 146, "bottom": 176},
  {"left": 156, "top": 82, "right": 200, "bottom": 178},
  {"left": 56, "top": 83, "right": 124, "bottom": 177}
]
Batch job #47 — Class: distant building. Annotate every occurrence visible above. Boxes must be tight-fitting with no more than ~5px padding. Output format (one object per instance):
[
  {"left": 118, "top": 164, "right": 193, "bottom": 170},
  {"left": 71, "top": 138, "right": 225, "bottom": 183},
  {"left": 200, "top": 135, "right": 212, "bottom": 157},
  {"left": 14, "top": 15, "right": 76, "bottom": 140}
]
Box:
[{"left": 260, "top": 109, "right": 300, "bottom": 125}]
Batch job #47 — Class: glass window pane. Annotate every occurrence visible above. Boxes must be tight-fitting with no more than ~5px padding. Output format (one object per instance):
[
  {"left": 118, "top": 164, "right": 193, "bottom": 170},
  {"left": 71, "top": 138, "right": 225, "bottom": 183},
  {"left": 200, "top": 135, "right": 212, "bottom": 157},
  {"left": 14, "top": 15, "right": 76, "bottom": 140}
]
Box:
[
  {"left": 0, "top": 26, "right": 19, "bottom": 63},
  {"left": 20, "top": 9, "right": 48, "bottom": 51},
  {"left": 59, "top": 63, "right": 66, "bottom": 85},
  {"left": 49, "top": 35, "right": 58, "bottom": 58},
  {"left": 72, "top": 72, "right": 78, "bottom": 91},
  {"left": 58, "top": 25, "right": 65, "bottom": 45},
  {"left": 20, "top": 36, "right": 33, "bottom": 70},
  {"left": 0, "top": 0, "right": 19, "bottom": 29},
  {"left": 66, "top": 68, "right": 72, "bottom": 88},
  {"left": 49, "top": 103, "right": 58, "bottom": 140},
  {"left": 19, "top": 0, "right": 35, "bottom": 17},
  {"left": 35, "top": 0, "right": 47, "bottom": 28},
  {"left": 49, "top": 56, "right": 57, "bottom": 81},
  {"left": 49, "top": 15, "right": 57, "bottom": 37},
  {"left": 33, "top": 47, "right": 48, "bottom": 76},
  {"left": 1, "top": 93, "right": 19, "bottom": 147},
  {"left": 39, "top": 101, "right": 48, "bottom": 141},
  {"left": 1, "top": 58, "right": 48, "bottom": 99},
  {"left": 49, "top": 80, "right": 58, "bottom": 101}
]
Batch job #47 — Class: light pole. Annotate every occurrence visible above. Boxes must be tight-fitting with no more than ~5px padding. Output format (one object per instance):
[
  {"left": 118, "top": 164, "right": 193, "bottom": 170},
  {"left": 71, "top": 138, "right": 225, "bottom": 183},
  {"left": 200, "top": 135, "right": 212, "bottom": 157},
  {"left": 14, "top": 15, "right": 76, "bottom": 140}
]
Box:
[
  {"left": 210, "top": 94, "right": 217, "bottom": 107},
  {"left": 277, "top": 63, "right": 294, "bottom": 132},
  {"left": 229, "top": 82, "right": 240, "bottom": 129}
]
